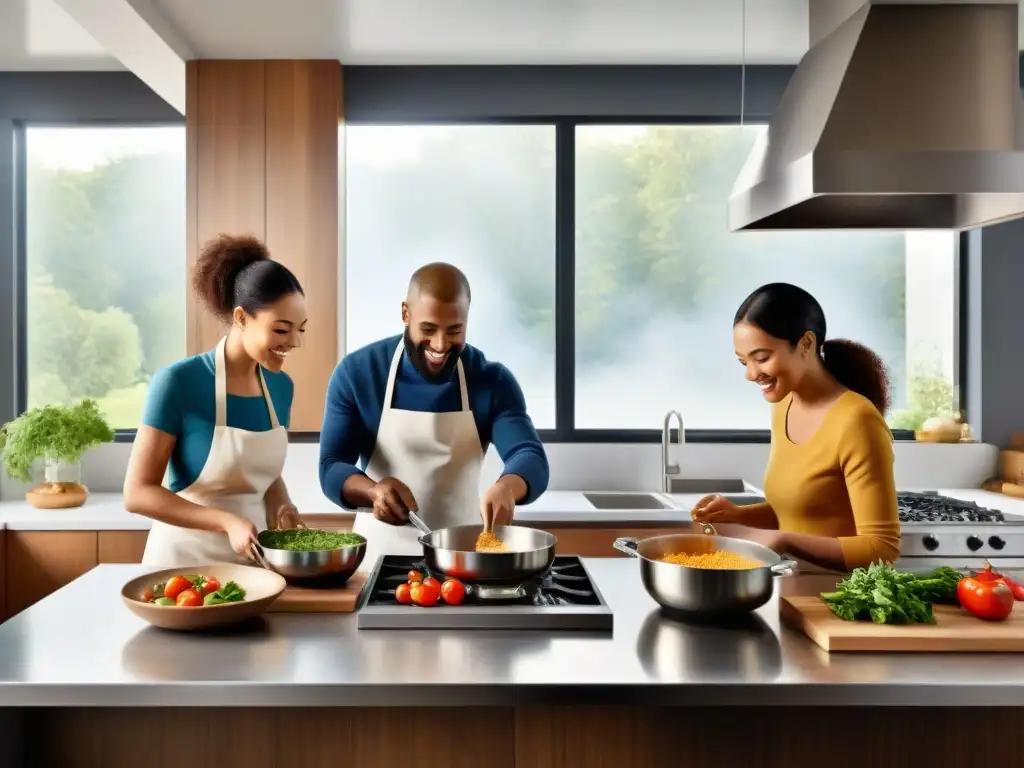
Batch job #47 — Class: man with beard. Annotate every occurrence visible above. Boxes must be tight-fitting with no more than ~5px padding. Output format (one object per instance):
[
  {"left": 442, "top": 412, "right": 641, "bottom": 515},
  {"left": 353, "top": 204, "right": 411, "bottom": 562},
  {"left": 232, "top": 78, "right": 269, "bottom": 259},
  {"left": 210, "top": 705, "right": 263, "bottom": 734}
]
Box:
[{"left": 319, "top": 262, "right": 549, "bottom": 569}]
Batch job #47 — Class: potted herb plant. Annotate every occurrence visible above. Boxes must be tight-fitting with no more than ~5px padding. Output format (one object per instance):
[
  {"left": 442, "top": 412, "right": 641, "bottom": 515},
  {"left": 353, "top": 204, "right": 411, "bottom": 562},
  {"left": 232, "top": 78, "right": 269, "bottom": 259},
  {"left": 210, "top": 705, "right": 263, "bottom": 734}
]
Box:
[{"left": 0, "top": 399, "right": 115, "bottom": 509}]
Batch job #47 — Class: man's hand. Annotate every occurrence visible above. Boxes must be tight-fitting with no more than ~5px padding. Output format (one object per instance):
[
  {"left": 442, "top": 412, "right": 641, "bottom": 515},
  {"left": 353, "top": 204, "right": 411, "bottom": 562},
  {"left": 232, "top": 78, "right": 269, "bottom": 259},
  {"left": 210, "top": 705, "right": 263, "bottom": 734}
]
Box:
[
  {"left": 480, "top": 475, "right": 526, "bottom": 531},
  {"left": 275, "top": 504, "right": 303, "bottom": 530},
  {"left": 368, "top": 477, "right": 418, "bottom": 525}
]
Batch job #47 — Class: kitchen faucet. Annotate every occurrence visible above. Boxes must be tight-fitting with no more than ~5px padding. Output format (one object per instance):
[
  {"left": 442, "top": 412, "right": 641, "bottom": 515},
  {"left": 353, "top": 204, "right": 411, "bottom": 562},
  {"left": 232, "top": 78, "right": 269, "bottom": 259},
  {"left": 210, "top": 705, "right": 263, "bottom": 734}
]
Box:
[{"left": 662, "top": 410, "right": 684, "bottom": 493}]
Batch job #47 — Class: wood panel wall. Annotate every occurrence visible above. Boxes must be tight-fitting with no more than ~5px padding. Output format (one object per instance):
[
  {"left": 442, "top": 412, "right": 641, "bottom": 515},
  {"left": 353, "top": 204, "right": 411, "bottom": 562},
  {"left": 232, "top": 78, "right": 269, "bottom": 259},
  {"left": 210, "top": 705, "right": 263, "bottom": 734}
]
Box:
[{"left": 185, "top": 60, "right": 341, "bottom": 431}]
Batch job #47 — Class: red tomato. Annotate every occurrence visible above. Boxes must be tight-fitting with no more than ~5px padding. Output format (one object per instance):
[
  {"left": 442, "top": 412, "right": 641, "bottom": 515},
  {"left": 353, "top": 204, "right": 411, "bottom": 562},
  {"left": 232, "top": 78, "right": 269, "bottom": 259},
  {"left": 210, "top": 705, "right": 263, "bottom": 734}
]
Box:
[
  {"left": 142, "top": 588, "right": 154, "bottom": 602},
  {"left": 972, "top": 561, "right": 1004, "bottom": 584},
  {"left": 411, "top": 581, "right": 440, "bottom": 607},
  {"left": 164, "top": 575, "right": 192, "bottom": 600},
  {"left": 958, "top": 573, "right": 1014, "bottom": 621},
  {"left": 176, "top": 588, "right": 203, "bottom": 607},
  {"left": 395, "top": 583, "right": 413, "bottom": 604},
  {"left": 407, "top": 570, "right": 424, "bottom": 584},
  {"left": 422, "top": 576, "right": 441, "bottom": 592},
  {"left": 441, "top": 579, "right": 466, "bottom": 605},
  {"left": 199, "top": 578, "right": 221, "bottom": 596},
  {"left": 1003, "top": 575, "right": 1024, "bottom": 601}
]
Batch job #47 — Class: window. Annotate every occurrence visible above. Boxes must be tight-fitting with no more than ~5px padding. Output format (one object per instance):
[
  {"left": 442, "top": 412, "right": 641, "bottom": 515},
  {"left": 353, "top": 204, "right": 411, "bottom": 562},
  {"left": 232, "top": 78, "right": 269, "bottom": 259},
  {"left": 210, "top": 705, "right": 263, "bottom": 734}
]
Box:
[
  {"left": 24, "top": 125, "right": 186, "bottom": 429},
  {"left": 574, "top": 125, "right": 957, "bottom": 432},
  {"left": 344, "top": 124, "right": 557, "bottom": 429}
]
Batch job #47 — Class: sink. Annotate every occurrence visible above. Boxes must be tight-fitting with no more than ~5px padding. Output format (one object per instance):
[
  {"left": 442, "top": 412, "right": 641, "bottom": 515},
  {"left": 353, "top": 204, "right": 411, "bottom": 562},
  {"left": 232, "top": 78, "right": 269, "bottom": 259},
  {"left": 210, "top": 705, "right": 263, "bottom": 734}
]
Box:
[
  {"left": 582, "top": 492, "right": 671, "bottom": 510},
  {"left": 719, "top": 494, "right": 766, "bottom": 507},
  {"left": 665, "top": 478, "right": 748, "bottom": 494}
]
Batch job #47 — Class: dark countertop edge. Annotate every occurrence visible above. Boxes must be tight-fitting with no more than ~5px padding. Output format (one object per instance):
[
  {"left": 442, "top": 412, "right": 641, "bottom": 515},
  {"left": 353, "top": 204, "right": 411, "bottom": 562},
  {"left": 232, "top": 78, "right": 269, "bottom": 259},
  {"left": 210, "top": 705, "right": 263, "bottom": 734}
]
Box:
[{"left": 2, "top": 683, "right": 1024, "bottom": 708}]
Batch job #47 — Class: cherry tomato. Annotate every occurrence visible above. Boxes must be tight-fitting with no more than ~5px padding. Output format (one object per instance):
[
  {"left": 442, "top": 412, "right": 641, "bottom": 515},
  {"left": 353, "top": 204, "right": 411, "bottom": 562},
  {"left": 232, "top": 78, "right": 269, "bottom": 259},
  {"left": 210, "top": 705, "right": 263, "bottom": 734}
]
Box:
[
  {"left": 142, "top": 588, "right": 155, "bottom": 602},
  {"left": 422, "top": 576, "right": 441, "bottom": 592},
  {"left": 441, "top": 579, "right": 466, "bottom": 605},
  {"left": 175, "top": 588, "right": 203, "bottom": 607},
  {"left": 395, "top": 583, "right": 413, "bottom": 604},
  {"left": 958, "top": 572, "right": 1015, "bottom": 621},
  {"left": 199, "top": 578, "right": 221, "bottom": 596},
  {"left": 164, "top": 575, "right": 193, "bottom": 600},
  {"left": 1000, "top": 573, "right": 1024, "bottom": 601},
  {"left": 411, "top": 581, "right": 440, "bottom": 607},
  {"left": 407, "top": 570, "right": 424, "bottom": 584}
]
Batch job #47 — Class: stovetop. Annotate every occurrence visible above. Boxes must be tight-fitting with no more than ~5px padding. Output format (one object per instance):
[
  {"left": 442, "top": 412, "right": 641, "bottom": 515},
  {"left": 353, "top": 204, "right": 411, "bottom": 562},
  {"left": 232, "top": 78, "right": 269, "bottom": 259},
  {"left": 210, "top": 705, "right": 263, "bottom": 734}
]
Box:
[
  {"left": 898, "top": 492, "right": 1010, "bottom": 524},
  {"left": 357, "top": 555, "right": 614, "bottom": 631}
]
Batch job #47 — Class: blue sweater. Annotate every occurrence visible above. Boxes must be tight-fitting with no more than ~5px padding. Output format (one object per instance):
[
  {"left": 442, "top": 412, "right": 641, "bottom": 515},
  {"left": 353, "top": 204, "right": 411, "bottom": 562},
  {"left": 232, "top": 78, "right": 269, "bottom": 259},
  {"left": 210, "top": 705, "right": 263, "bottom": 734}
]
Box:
[
  {"left": 319, "top": 335, "right": 549, "bottom": 509},
  {"left": 141, "top": 349, "right": 293, "bottom": 493}
]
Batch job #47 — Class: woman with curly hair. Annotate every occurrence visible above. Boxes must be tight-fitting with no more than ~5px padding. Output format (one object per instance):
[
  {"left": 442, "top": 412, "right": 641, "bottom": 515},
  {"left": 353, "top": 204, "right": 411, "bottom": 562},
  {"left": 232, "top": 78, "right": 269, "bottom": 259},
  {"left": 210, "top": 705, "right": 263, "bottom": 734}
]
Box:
[
  {"left": 692, "top": 282, "right": 901, "bottom": 572},
  {"left": 125, "top": 234, "right": 307, "bottom": 566}
]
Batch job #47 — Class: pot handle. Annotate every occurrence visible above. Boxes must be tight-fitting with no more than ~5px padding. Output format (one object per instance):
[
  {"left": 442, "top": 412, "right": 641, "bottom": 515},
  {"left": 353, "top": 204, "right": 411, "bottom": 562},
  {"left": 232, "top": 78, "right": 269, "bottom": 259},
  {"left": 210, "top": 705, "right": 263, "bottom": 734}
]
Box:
[
  {"left": 612, "top": 537, "right": 641, "bottom": 558},
  {"left": 770, "top": 559, "right": 798, "bottom": 577}
]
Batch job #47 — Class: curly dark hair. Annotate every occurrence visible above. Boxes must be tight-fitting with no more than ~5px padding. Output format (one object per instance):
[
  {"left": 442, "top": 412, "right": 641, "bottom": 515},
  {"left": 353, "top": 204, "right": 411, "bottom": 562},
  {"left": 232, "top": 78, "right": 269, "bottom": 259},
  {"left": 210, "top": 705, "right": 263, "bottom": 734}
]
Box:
[
  {"left": 734, "top": 282, "right": 892, "bottom": 414},
  {"left": 192, "top": 234, "right": 302, "bottom": 321}
]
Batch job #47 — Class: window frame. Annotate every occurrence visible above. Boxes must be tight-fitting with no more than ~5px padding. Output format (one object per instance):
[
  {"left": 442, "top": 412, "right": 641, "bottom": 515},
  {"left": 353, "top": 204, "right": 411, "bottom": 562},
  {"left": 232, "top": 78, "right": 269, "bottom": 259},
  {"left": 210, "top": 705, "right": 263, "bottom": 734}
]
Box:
[{"left": 13, "top": 119, "right": 186, "bottom": 443}]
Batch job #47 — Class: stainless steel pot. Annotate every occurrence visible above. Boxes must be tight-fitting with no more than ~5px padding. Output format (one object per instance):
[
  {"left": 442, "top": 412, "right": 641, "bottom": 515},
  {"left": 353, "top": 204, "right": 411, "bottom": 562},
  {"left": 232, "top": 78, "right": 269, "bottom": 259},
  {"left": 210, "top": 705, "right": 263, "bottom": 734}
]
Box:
[
  {"left": 252, "top": 526, "right": 366, "bottom": 585},
  {"left": 407, "top": 512, "right": 556, "bottom": 585},
  {"left": 613, "top": 521, "right": 797, "bottom": 617}
]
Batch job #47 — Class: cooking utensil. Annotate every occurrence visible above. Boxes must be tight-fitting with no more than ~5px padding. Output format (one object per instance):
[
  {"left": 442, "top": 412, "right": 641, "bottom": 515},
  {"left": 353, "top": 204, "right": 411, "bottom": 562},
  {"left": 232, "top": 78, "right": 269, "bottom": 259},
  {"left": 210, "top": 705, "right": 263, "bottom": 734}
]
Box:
[
  {"left": 121, "top": 563, "right": 286, "bottom": 631},
  {"left": 252, "top": 526, "right": 367, "bottom": 586},
  {"left": 613, "top": 521, "right": 797, "bottom": 617},
  {"left": 407, "top": 511, "right": 557, "bottom": 585}
]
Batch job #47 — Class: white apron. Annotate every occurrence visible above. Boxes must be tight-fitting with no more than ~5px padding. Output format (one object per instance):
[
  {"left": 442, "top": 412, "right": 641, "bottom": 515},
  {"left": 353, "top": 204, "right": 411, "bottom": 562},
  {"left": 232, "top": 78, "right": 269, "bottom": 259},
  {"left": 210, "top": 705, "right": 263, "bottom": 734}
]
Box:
[
  {"left": 353, "top": 343, "right": 485, "bottom": 573},
  {"left": 142, "top": 337, "right": 288, "bottom": 567}
]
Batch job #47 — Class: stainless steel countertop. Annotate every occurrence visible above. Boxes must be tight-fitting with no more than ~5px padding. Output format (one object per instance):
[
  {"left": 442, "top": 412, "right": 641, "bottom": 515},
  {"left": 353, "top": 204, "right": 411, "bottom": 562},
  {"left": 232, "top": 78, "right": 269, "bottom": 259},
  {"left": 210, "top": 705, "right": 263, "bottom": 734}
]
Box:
[{"left": 0, "top": 560, "right": 1023, "bottom": 708}]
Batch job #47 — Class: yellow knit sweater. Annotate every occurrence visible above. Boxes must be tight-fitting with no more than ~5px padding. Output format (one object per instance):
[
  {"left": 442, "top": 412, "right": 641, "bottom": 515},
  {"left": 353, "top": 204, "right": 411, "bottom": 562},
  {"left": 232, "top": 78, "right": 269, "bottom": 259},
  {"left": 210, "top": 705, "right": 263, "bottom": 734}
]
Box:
[{"left": 744, "top": 390, "right": 901, "bottom": 570}]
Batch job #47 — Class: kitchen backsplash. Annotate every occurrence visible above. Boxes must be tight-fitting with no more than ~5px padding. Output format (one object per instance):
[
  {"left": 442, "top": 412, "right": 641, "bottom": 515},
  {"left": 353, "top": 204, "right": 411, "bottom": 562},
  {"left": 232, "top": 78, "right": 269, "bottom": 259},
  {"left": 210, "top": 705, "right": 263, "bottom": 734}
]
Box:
[{"left": 0, "top": 440, "right": 1000, "bottom": 505}]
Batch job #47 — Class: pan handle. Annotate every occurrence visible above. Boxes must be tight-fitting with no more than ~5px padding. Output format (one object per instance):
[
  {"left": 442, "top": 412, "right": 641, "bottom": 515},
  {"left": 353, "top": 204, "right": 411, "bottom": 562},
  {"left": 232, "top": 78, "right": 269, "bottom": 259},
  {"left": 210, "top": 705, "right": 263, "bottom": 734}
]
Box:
[
  {"left": 612, "top": 537, "right": 641, "bottom": 558},
  {"left": 407, "top": 511, "right": 432, "bottom": 537}
]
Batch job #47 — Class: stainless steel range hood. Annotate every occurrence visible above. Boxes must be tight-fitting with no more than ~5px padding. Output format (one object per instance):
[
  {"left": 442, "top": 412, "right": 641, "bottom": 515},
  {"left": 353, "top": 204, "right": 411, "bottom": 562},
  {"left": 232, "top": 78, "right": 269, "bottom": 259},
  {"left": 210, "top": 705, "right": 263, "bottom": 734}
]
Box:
[{"left": 728, "top": 0, "right": 1024, "bottom": 232}]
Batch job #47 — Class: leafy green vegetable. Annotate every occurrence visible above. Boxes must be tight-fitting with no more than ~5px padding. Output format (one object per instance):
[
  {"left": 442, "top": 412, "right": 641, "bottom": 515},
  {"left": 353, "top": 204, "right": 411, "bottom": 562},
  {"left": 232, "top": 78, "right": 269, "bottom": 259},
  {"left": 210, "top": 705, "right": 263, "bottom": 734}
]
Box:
[
  {"left": 258, "top": 529, "right": 366, "bottom": 552},
  {"left": 820, "top": 562, "right": 963, "bottom": 625},
  {"left": 0, "top": 399, "right": 114, "bottom": 483},
  {"left": 203, "top": 581, "right": 247, "bottom": 605}
]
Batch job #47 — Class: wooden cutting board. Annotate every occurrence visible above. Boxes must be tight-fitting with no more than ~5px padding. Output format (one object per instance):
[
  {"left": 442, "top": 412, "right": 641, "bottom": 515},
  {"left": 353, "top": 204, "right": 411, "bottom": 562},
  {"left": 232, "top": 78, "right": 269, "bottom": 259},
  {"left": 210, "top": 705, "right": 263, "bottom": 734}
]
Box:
[
  {"left": 266, "top": 572, "right": 367, "bottom": 613},
  {"left": 781, "top": 595, "right": 1024, "bottom": 652}
]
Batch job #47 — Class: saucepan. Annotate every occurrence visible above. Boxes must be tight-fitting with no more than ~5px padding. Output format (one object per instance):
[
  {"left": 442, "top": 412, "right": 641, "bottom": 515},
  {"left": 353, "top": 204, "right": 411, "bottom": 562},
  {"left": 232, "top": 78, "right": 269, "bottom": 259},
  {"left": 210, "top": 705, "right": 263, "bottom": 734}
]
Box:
[
  {"left": 407, "top": 512, "right": 556, "bottom": 585},
  {"left": 613, "top": 521, "right": 797, "bottom": 617}
]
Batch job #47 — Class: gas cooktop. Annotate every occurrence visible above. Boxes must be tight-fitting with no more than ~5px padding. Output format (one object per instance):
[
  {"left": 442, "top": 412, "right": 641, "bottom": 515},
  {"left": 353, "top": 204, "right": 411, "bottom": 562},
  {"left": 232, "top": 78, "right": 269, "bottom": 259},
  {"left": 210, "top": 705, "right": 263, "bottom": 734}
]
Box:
[
  {"left": 898, "top": 492, "right": 1009, "bottom": 524},
  {"left": 357, "top": 555, "right": 614, "bottom": 631}
]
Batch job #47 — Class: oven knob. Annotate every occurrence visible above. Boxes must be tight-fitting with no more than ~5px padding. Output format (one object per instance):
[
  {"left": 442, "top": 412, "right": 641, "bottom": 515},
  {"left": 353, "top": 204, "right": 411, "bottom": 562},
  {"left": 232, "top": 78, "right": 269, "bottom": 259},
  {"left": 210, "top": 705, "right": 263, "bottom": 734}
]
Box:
[
  {"left": 922, "top": 534, "right": 939, "bottom": 551},
  {"left": 989, "top": 536, "right": 1006, "bottom": 550},
  {"left": 966, "top": 536, "right": 983, "bottom": 551}
]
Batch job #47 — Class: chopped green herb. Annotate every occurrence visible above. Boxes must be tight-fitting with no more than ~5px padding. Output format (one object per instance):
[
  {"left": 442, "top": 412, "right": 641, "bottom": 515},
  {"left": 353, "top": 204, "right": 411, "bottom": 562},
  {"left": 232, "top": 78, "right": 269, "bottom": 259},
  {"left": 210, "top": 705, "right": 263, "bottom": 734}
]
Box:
[
  {"left": 203, "top": 581, "right": 246, "bottom": 605},
  {"left": 820, "top": 561, "right": 963, "bottom": 625},
  {"left": 258, "top": 529, "right": 366, "bottom": 552}
]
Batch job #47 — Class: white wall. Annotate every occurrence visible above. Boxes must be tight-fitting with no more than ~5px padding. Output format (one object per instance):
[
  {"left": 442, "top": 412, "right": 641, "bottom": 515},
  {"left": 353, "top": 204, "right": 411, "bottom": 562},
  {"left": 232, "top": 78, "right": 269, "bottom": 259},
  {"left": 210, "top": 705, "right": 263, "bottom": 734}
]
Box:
[{"left": 0, "top": 440, "right": 999, "bottom": 509}]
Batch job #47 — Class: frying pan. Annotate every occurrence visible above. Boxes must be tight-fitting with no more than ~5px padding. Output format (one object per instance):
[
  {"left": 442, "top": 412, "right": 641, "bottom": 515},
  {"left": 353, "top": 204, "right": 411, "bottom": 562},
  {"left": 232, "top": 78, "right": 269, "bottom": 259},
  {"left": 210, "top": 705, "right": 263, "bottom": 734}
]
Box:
[{"left": 407, "top": 511, "right": 556, "bottom": 585}]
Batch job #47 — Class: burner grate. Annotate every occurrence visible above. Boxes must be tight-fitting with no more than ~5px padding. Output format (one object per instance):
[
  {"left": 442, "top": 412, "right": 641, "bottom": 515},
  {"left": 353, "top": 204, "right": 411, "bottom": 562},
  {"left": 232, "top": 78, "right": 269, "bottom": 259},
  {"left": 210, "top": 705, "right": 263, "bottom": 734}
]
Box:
[{"left": 897, "top": 492, "right": 1005, "bottom": 524}]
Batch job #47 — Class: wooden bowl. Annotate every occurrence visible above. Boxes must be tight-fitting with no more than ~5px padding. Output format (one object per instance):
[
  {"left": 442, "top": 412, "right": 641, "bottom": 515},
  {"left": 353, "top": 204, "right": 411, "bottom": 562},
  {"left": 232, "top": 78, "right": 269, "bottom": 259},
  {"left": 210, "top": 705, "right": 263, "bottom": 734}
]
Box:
[{"left": 121, "top": 564, "right": 287, "bottom": 631}]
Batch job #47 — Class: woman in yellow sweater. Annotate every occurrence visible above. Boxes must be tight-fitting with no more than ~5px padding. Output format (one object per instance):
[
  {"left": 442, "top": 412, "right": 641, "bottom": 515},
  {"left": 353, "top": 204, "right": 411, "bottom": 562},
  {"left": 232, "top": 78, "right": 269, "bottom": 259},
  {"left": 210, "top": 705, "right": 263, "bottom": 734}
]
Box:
[{"left": 693, "top": 282, "right": 901, "bottom": 572}]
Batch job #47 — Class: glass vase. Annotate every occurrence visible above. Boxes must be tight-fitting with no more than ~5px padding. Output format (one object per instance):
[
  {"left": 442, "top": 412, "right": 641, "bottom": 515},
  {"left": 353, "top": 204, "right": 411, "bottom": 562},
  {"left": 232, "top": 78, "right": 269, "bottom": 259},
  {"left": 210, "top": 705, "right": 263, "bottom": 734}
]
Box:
[{"left": 42, "top": 456, "right": 82, "bottom": 486}]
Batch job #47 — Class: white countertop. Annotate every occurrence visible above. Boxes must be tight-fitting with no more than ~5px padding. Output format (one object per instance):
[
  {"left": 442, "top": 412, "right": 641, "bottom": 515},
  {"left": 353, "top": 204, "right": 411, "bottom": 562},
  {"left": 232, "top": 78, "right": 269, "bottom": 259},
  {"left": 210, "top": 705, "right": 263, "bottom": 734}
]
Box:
[{"left": 0, "top": 486, "right": 1022, "bottom": 531}]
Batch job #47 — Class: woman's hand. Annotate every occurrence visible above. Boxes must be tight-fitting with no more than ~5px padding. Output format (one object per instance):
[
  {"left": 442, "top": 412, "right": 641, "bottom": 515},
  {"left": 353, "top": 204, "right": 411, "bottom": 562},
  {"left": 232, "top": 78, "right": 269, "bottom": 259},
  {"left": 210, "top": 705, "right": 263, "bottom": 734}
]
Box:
[
  {"left": 275, "top": 504, "right": 303, "bottom": 530},
  {"left": 221, "top": 513, "right": 260, "bottom": 560},
  {"left": 691, "top": 494, "right": 747, "bottom": 524}
]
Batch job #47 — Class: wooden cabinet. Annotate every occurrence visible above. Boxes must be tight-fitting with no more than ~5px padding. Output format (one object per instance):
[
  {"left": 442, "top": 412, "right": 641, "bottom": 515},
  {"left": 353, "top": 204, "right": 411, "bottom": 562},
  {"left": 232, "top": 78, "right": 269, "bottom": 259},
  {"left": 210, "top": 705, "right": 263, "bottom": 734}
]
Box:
[
  {"left": 98, "top": 531, "right": 148, "bottom": 564},
  {"left": 5, "top": 532, "right": 99, "bottom": 618}
]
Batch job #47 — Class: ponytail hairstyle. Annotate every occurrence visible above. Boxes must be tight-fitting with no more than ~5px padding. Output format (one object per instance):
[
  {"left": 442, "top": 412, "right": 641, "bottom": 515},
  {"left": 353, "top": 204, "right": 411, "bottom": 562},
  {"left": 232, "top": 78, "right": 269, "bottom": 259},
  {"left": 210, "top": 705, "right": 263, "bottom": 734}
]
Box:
[
  {"left": 733, "top": 283, "right": 891, "bottom": 415},
  {"left": 192, "top": 234, "right": 303, "bottom": 322}
]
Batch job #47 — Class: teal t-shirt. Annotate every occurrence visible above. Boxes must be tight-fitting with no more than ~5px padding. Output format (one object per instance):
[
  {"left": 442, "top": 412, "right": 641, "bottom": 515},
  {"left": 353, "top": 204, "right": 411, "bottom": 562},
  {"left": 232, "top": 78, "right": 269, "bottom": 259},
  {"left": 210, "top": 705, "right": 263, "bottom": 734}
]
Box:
[{"left": 140, "top": 349, "right": 293, "bottom": 493}]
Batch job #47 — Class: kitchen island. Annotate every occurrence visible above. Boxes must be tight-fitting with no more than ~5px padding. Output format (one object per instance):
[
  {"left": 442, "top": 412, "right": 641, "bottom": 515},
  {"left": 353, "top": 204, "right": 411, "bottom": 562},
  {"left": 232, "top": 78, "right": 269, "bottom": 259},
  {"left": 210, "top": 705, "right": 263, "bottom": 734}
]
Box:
[{"left": 0, "top": 561, "right": 1022, "bottom": 767}]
